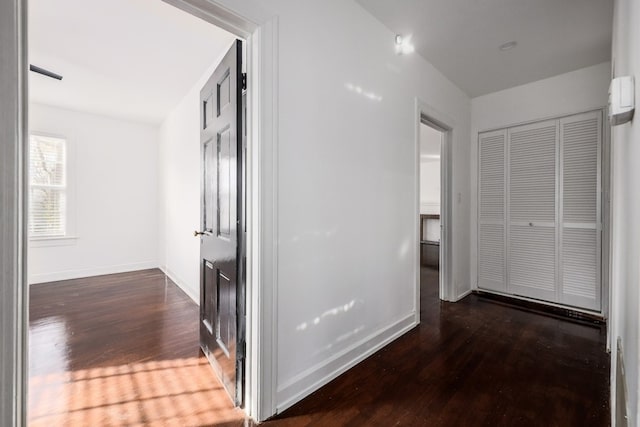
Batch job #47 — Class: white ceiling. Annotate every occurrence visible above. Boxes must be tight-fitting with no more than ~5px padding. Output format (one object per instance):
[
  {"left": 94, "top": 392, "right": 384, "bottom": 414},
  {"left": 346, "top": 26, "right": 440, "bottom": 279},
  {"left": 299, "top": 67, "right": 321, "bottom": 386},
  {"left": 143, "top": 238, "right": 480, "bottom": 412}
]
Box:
[
  {"left": 356, "top": 0, "right": 613, "bottom": 97},
  {"left": 29, "top": 0, "right": 235, "bottom": 124}
]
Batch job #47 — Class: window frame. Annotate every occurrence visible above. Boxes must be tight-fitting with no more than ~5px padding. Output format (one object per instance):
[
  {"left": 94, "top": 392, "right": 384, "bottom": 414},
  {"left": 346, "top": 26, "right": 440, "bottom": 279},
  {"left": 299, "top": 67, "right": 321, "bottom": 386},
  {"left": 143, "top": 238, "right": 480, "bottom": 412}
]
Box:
[{"left": 28, "top": 132, "right": 77, "bottom": 246}]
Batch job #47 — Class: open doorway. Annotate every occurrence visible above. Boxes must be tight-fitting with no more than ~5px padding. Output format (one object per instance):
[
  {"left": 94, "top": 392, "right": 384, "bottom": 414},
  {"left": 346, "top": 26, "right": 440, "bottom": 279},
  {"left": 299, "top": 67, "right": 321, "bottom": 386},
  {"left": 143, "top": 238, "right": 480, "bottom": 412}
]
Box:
[
  {"left": 419, "top": 122, "right": 443, "bottom": 301},
  {"left": 24, "top": 0, "right": 266, "bottom": 424},
  {"left": 415, "top": 104, "right": 453, "bottom": 309}
]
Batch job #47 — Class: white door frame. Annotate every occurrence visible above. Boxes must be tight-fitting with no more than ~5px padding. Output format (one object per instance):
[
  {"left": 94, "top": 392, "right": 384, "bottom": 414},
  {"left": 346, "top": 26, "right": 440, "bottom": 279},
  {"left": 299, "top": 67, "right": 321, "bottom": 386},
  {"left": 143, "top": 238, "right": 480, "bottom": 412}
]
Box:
[
  {"left": 414, "top": 98, "right": 456, "bottom": 318},
  {"left": 0, "top": 1, "right": 28, "bottom": 426},
  {"left": 0, "top": 0, "right": 279, "bottom": 423}
]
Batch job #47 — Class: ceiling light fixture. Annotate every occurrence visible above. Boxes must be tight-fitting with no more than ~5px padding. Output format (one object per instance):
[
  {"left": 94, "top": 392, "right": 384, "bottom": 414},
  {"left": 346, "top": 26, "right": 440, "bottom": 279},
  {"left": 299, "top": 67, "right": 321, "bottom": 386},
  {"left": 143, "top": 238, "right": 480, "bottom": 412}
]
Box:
[
  {"left": 395, "top": 34, "right": 415, "bottom": 55},
  {"left": 499, "top": 41, "right": 517, "bottom": 51}
]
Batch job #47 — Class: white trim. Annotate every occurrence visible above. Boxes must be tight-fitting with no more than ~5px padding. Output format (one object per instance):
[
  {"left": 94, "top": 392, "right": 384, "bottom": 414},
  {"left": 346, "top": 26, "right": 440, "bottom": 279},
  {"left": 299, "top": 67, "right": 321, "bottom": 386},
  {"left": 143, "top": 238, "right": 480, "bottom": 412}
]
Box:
[
  {"left": 415, "top": 98, "right": 456, "bottom": 308},
  {"left": 477, "top": 107, "right": 607, "bottom": 134},
  {"left": 29, "top": 236, "right": 78, "bottom": 247},
  {"left": 251, "top": 16, "right": 279, "bottom": 421},
  {"left": 601, "top": 112, "right": 611, "bottom": 338},
  {"left": 454, "top": 289, "right": 473, "bottom": 301},
  {"left": 162, "top": 0, "right": 257, "bottom": 39},
  {"left": 0, "top": 0, "right": 28, "bottom": 425},
  {"left": 159, "top": 266, "right": 199, "bottom": 305},
  {"left": 275, "top": 314, "right": 417, "bottom": 413},
  {"left": 29, "top": 261, "right": 159, "bottom": 285}
]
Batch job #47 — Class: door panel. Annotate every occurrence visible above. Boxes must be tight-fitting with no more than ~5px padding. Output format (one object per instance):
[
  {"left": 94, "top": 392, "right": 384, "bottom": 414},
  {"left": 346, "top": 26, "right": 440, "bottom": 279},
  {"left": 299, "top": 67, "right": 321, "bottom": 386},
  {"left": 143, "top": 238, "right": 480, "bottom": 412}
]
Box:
[
  {"left": 198, "top": 40, "right": 244, "bottom": 405},
  {"left": 507, "top": 120, "right": 558, "bottom": 302},
  {"left": 217, "top": 126, "right": 234, "bottom": 238},
  {"left": 509, "top": 225, "right": 556, "bottom": 301},
  {"left": 559, "top": 111, "right": 601, "bottom": 310},
  {"left": 508, "top": 122, "right": 557, "bottom": 223},
  {"left": 204, "top": 140, "right": 215, "bottom": 233},
  {"left": 478, "top": 130, "right": 506, "bottom": 292},
  {"left": 562, "top": 228, "right": 598, "bottom": 305},
  {"left": 202, "top": 261, "right": 215, "bottom": 335}
]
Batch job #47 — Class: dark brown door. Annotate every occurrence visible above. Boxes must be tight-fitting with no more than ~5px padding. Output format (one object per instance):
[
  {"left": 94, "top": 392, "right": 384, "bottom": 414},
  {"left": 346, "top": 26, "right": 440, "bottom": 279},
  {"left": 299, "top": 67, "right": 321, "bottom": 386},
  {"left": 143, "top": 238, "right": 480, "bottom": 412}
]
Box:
[{"left": 197, "top": 40, "right": 244, "bottom": 406}]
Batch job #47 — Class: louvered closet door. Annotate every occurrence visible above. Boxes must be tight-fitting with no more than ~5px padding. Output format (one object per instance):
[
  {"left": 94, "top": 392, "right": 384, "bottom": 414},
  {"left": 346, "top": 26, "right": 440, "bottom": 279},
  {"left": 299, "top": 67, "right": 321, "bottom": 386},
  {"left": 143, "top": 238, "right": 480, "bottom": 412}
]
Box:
[
  {"left": 559, "top": 111, "right": 602, "bottom": 310},
  {"left": 478, "top": 130, "right": 506, "bottom": 292},
  {"left": 508, "top": 120, "right": 558, "bottom": 302}
]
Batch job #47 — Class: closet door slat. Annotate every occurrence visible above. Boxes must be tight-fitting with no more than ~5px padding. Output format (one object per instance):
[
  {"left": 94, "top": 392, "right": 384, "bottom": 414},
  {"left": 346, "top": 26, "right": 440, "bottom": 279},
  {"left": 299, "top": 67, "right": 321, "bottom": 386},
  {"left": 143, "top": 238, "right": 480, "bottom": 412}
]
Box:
[
  {"left": 478, "top": 130, "right": 506, "bottom": 292},
  {"left": 560, "top": 111, "right": 602, "bottom": 311}
]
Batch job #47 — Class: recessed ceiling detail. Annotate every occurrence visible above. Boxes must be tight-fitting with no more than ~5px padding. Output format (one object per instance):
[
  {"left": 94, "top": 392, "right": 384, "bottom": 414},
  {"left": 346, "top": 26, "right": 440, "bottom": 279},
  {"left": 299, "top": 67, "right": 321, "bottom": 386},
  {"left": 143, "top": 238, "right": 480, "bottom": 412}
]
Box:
[{"left": 356, "top": 0, "right": 613, "bottom": 97}]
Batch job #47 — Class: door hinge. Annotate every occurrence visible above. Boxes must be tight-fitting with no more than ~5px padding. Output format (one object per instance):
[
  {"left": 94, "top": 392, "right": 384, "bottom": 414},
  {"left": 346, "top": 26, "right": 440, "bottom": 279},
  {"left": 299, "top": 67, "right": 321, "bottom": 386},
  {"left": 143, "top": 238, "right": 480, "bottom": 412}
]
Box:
[{"left": 242, "top": 73, "right": 247, "bottom": 90}]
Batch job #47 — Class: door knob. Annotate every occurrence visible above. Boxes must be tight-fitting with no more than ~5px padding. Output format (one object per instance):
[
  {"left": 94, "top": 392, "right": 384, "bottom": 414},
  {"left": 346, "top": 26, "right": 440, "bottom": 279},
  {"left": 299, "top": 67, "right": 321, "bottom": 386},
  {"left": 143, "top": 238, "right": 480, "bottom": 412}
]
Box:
[{"left": 194, "top": 230, "right": 207, "bottom": 237}]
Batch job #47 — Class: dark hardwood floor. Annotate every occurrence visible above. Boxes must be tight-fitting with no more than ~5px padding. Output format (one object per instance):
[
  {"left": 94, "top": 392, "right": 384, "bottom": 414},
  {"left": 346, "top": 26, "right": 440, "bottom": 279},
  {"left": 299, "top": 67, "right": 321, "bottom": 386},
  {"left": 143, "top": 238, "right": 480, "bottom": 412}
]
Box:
[
  {"left": 29, "top": 269, "right": 248, "bottom": 427},
  {"left": 266, "top": 244, "right": 610, "bottom": 426},
  {"left": 29, "top": 247, "right": 609, "bottom": 426}
]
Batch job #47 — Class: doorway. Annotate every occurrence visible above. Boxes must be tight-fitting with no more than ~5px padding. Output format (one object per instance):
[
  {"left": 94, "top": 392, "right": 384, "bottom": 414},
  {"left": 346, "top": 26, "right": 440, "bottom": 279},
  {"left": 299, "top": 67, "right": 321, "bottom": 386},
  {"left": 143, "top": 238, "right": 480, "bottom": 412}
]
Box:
[
  {"left": 419, "top": 122, "right": 443, "bottom": 300},
  {"left": 26, "top": 1, "right": 247, "bottom": 423},
  {"left": 0, "top": 0, "right": 279, "bottom": 424},
  {"left": 414, "top": 101, "right": 454, "bottom": 312}
]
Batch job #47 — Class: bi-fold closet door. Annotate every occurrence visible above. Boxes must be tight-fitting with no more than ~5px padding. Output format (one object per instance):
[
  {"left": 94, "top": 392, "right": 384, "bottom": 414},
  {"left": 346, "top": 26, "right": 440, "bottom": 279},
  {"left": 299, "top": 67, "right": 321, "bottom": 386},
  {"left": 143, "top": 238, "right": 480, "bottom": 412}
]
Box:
[{"left": 478, "top": 111, "right": 602, "bottom": 312}]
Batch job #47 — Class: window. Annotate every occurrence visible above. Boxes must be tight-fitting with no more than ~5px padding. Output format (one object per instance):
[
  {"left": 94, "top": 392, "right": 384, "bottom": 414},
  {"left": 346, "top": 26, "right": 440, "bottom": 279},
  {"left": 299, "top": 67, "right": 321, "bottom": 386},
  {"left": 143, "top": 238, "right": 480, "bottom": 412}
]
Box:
[{"left": 29, "top": 134, "right": 67, "bottom": 238}]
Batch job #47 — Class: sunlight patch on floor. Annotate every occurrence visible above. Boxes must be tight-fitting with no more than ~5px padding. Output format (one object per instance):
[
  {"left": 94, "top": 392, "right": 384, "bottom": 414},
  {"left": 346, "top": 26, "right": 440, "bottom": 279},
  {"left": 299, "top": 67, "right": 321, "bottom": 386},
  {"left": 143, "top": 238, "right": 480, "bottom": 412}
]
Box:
[{"left": 29, "top": 356, "right": 246, "bottom": 426}]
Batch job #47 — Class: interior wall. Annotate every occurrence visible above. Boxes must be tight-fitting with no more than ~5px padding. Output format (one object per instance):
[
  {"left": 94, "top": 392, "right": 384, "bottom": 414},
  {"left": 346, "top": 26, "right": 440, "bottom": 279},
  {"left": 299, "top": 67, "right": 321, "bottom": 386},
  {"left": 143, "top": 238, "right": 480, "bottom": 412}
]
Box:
[
  {"left": 420, "top": 123, "right": 441, "bottom": 215},
  {"left": 469, "top": 62, "right": 611, "bottom": 292},
  {"left": 420, "top": 160, "right": 440, "bottom": 211},
  {"left": 420, "top": 159, "right": 441, "bottom": 242},
  {"left": 205, "top": 0, "right": 472, "bottom": 412},
  {"left": 158, "top": 46, "right": 232, "bottom": 303},
  {"left": 420, "top": 124, "right": 441, "bottom": 242},
  {"left": 28, "top": 103, "right": 159, "bottom": 284},
  {"left": 611, "top": 0, "right": 640, "bottom": 424}
]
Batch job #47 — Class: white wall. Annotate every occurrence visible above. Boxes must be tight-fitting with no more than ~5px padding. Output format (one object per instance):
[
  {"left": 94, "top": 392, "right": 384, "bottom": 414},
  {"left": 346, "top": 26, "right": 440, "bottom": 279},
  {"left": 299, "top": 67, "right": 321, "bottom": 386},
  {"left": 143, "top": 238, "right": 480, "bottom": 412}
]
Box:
[
  {"left": 420, "top": 159, "right": 440, "bottom": 210},
  {"left": 471, "top": 62, "right": 611, "bottom": 131},
  {"left": 469, "top": 62, "right": 611, "bottom": 291},
  {"left": 611, "top": 0, "right": 640, "bottom": 424},
  {"left": 420, "top": 123, "right": 441, "bottom": 215},
  {"left": 420, "top": 124, "right": 441, "bottom": 242},
  {"left": 28, "top": 103, "right": 159, "bottom": 283},
  {"left": 158, "top": 47, "right": 232, "bottom": 303},
  {"left": 420, "top": 160, "right": 441, "bottom": 242},
  {"left": 203, "top": 0, "right": 472, "bottom": 412}
]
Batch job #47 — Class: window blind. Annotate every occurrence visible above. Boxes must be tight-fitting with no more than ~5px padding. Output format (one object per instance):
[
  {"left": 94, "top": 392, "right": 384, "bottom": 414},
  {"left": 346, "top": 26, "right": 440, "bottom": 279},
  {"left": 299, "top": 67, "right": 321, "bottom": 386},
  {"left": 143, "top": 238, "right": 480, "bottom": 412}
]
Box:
[{"left": 29, "top": 135, "right": 67, "bottom": 237}]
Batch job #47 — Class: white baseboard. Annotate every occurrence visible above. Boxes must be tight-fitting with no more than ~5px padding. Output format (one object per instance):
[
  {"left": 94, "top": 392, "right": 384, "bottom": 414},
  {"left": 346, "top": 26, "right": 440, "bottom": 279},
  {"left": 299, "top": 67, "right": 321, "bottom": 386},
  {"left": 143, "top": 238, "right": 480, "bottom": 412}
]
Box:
[
  {"left": 454, "top": 289, "right": 472, "bottom": 302},
  {"left": 275, "top": 313, "right": 417, "bottom": 413},
  {"left": 160, "top": 265, "right": 199, "bottom": 305},
  {"left": 29, "top": 261, "right": 158, "bottom": 284}
]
